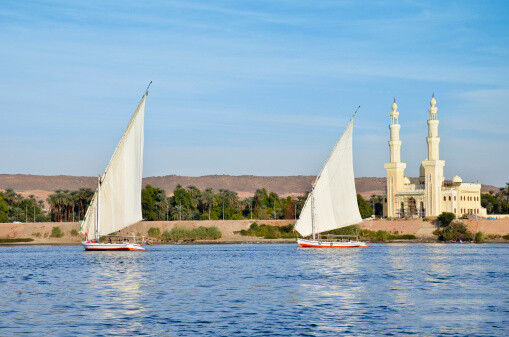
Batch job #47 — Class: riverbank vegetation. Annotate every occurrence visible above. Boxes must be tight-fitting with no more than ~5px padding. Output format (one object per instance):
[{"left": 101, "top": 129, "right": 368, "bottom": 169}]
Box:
[
  {"left": 237, "top": 222, "right": 297, "bottom": 239},
  {"left": 324, "top": 224, "right": 416, "bottom": 241},
  {"left": 3, "top": 182, "right": 507, "bottom": 225},
  {"left": 481, "top": 184, "right": 509, "bottom": 214},
  {"left": 1, "top": 184, "right": 377, "bottom": 223},
  {"left": 433, "top": 223, "right": 473, "bottom": 242},
  {"left": 0, "top": 238, "right": 34, "bottom": 243},
  {"left": 0, "top": 189, "right": 47, "bottom": 223},
  {"left": 0, "top": 188, "right": 95, "bottom": 223},
  {"left": 159, "top": 226, "right": 222, "bottom": 242},
  {"left": 141, "top": 185, "right": 309, "bottom": 221}
]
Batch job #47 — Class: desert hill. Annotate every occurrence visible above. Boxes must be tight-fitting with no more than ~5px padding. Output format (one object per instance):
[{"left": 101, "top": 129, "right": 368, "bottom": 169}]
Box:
[{"left": 0, "top": 174, "right": 500, "bottom": 202}]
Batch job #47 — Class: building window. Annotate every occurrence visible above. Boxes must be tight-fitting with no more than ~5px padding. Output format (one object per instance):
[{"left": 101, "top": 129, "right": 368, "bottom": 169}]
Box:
[
  {"left": 454, "top": 196, "right": 456, "bottom": 201},
  {"left": 454, "top": 208, "right": 456, "bottom": 213},
  {"left": 443, "top": 196, "right": 446, "bottom": 201},
  {"left": 449, "top": 196, "right": 451, "bottom": 201}
]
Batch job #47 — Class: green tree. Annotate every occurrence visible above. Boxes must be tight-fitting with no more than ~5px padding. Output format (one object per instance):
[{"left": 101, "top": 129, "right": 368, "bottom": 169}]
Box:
[
  {"left": 148, "top": 227, "right": 161, "bottom": 237},
  {"left": 199, "top": 188, "right": 216, "bottom": 220},
  {"left": 172, "top": 185, "right": 193, "bottom": 215},
  {"left": 437, "top": 223, "right": 472, "bottom": 241},
  {"left": 217, "top": 189, "right": 241, "bottom": 220},
  {"left": 369, "top": 194, "right": 384, "bottom": 217},
  {"left": 187, "top": 186, "right": 201, "bottom": 209},
  {"left": 437, "top": 212, "right": 456, "bottom": 227},
  {"left": 141, "top": 185, "right": 167, "bottom": 221},
  {"left": 0, "top": 196, "right": 8, "bottom": 223},
  {"left": 357, "top": 194, "right": 373, "bottom": 218},
  {"left": 474, "top": 231, "right": 484, "bottom": 243}
]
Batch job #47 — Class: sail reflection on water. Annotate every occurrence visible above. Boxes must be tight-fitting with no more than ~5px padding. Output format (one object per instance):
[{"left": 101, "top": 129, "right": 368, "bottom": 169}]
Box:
[{"left": 82, "top": 252, "right": 149, "bottom": 333}]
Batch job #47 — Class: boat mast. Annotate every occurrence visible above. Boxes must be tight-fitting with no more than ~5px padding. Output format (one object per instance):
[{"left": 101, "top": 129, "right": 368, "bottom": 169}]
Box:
[
  {"left": 96, "top": 175, "right": 101, "bottom": 241},
  {"left": 311, "top": 188, "right": 316, "bottom": 240}
]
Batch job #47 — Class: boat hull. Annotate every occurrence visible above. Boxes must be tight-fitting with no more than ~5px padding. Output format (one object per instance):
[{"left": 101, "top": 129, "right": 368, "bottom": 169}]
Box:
[
  {"left": 297, "top": 238, "right": 369, "bottom": 248},
  {"left": 82, "top": 242, "right": 146, "bottom": 251}
]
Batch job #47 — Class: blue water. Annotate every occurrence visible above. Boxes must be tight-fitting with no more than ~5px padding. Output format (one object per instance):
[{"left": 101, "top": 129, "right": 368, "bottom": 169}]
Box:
[{"left": 0, "top": 244, "right": 507, "bottom": 336}]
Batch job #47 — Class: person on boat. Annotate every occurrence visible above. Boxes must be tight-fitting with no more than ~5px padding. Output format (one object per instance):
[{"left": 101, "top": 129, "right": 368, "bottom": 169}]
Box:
[{"left": 108, "top": 237, "right": 112, "bottom": 244}]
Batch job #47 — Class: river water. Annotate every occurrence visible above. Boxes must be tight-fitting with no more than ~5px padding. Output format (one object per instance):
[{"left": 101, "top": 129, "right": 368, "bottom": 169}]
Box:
[{"left": 0, "top": 244, "right": 507, "bottom": 336}]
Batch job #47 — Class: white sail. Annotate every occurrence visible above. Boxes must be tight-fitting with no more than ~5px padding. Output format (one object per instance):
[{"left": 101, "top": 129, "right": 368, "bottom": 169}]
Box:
[
  {"left": 80, "top": 95, "right": 145, "bottom": 238},
  {"left": 294, "top": 119, "right": 362, "bottom": 237}
]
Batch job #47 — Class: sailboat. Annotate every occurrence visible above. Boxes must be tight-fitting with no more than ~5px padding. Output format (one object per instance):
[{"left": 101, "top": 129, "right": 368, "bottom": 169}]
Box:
[
  {"left": 79, "top": 83, "right": 151, "bottom": 251},
  {"left": 295, "top": 108, "right": 369, "bottom": 248}
]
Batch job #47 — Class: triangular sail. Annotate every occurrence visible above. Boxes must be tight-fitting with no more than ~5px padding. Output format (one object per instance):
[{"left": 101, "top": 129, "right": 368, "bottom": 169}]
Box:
[
  {"left": 80, "top": 95, "right": 145, "bottom": 238},
  {"left": 294, "top": 119, "right": 361, "bottom": 237}
]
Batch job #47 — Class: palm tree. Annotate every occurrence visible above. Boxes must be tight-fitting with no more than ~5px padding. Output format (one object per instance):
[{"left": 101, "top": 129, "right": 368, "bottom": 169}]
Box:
[
  {"left": 200, "top": 188, "right": 216, "bottom": 220},
  {"left": 173, "top": 204, "right": 183, "bottom": 221},
  {"left": 242, "top": 197, "right": 254, "bottom": 219},
  {"left": 219, "top": 189, "right": 239, "bottom": 220},
  {"left": 187, "top": 185, "right": 201, "bottom": 210}
]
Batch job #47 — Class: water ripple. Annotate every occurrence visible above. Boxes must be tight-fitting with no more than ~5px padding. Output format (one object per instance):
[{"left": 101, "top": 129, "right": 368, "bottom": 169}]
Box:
[{"left": 0, "top": 244, "right": 507, "bottom": 336}]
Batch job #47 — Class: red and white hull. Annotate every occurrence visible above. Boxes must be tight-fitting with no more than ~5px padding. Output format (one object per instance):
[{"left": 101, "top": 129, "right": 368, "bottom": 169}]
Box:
[
  {"left": 297, "top": 238, "right": 369, "bottom": 248},
  {"left": 82, "top": 241, "right": 146, "bottom": 251}
]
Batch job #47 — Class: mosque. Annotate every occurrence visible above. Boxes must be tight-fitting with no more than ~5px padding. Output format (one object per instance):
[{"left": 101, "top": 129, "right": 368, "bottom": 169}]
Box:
[{"left": 382, "top": 95, "right": 486, "bottom": 218}]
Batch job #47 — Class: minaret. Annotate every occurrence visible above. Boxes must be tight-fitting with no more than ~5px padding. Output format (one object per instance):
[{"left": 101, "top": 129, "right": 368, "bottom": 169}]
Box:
[
  {"left": 421, "top": 94, "right": 445, "bottom": 216},
  {"left": 384, "top": 99, "right": 406, "bottom": 217}
]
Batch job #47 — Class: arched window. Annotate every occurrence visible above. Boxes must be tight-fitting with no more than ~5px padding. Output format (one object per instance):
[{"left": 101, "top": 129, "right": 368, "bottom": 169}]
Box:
[
  {"left": 454, "top": 196, "right": 456, "bottom": 201},
  {"left": 408, "top": 198, "right": 416, "bottom": 216},
  {"left": 443, "top": 196, "right": 446, "bottom": 201},
  {"left": 449, "top": 196, "right": 451, "bottom": 201},
  {"left": 454, "top": 208, "right": 456, "bottom": 213}
]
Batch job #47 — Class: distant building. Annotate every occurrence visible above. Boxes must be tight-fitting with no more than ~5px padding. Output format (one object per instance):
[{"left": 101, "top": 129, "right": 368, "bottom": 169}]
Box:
[{"left": 383, "top": 95, "right": 486, "bottom": 218}]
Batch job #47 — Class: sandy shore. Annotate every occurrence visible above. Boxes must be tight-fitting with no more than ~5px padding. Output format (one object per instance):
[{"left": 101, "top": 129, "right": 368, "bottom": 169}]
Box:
[{"left": 1, "top": 218, "right": 508, "bottom": 245}]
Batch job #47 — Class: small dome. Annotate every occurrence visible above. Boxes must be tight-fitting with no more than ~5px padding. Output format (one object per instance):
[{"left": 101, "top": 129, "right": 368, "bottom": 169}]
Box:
[
  {"left": 452, "top": 175, "right": 462, "bottom": 183},
  {"left": 392, "top": 99, "right": 398, "bottom": 111},
  {"left": 430, "top": 93, "right": 436, "bottom": 107},
  {"left": 404, "top": 177, "right": 411, "bottom": 184}
]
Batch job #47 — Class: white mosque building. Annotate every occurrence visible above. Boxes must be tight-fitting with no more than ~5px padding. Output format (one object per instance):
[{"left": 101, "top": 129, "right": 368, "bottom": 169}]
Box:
[{"left": 383, "top": 95, "right": 486, "bottom": 218}]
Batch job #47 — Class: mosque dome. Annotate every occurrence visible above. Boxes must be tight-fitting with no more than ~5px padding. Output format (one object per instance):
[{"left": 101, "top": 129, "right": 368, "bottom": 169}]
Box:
[
  {"left": 392, "top": 99, "right": 398, "bottom": 111},
  {"left": 404, "top": 177, "right": 411, "bottom": 185},
  {"left": 452, "top": 175, "right": 462, "bottom": 184}
]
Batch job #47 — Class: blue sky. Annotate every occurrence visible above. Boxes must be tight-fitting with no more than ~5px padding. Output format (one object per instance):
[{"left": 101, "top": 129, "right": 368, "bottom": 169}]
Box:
[{"left": 0, "top": 0, "right": 507, "bottom": 186}]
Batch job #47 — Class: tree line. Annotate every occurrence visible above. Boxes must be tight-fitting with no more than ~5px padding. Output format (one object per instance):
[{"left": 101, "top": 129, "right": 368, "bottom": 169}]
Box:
[
  {"left": 481, "top": 183, "right": 509, "bottom": 214},
  {"left": 0, "top": 189, "right": 46, "bottom": 223},
  {"left": 1, "top": 184, "right": 377, "bottom": 223},
  {"left": 141, "top": 184, "right": 309, "bottom": 221}
]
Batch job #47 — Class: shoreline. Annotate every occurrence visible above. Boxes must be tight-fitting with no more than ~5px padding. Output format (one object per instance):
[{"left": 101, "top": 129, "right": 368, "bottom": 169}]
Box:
[
  {"left": 2, "top": 238, "right": 507, "bottom": 247},
  {"left": 1, "top": 218, "right": 508, "bottom": 246}
]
